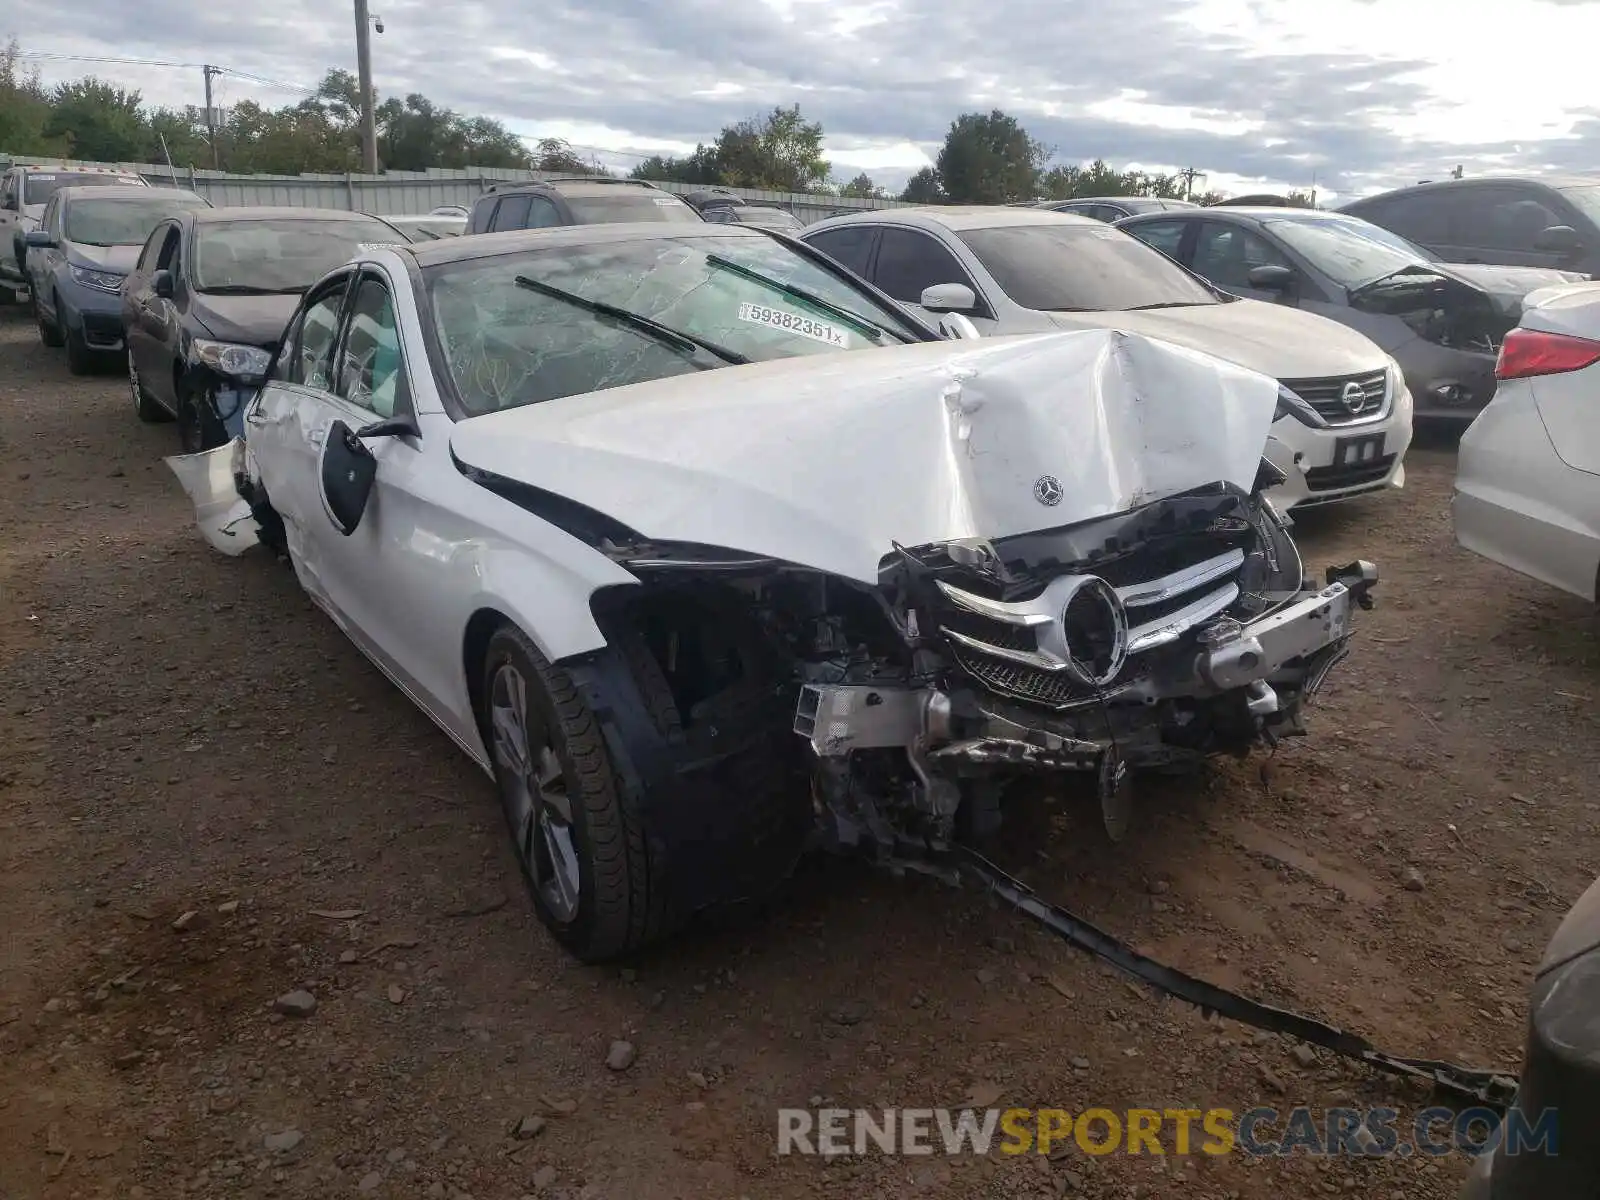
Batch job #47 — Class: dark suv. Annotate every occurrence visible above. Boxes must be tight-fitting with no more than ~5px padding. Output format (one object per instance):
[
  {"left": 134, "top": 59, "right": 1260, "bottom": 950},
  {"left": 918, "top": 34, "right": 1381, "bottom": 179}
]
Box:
[
  {"left": 464, "top": 177, "right": 702, "bottom": 234},
  {"left": 1341, "top": 175, "right": 1600, "bottom": 276}
]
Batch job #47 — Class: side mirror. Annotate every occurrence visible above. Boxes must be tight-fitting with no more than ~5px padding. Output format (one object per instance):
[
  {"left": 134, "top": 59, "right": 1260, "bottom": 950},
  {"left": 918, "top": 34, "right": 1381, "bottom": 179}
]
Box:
[
  {"left": 920, "top": 282, "right": 977, "bottom": 313},
  {"left": 1247, "top": 264, "right": 1295, "bottom": 292},
  {"left": 1535, "top": 224, "right": 1582, "bottom": 255},
  {"left": 319, "top": 420, "right": 378, "bottom": 536},
  {"left": 936, "top": 313, "right": 982, "bottom": 341},
  {"left": 152, "top": 269, "right": 175, "bottom": 299},
  {"left": 23, "top": 229, "right": 54, "bottom": 248}
]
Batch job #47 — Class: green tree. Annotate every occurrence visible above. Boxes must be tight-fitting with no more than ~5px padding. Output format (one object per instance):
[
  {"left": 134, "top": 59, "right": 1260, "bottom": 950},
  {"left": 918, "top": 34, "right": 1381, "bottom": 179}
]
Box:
[
  {"left": 629, "top": 144, "right": 724, "bottom": 185},
  {"left": 839, "top": 172, "right": 884, "bottom": 199},
  {"left": 1037, "top": 158, "right": 1188, "bottom": 201},
  {"left": 934, "top": 110, "right": 1048, "bottom": 204},
  {"left": 42, "top": 78, "right": 146, "bottom": 162},
  {"left": 899, "top": 166, "right": 944, "bottom": 203},
  {"left": 0, "top": 38, "right": 66, "bottom": 157},
  {"left": 712, "top": 105, "right": 829, "bottom": 191},
  {"left": 144, "top": 108, "right": 211, "bottom": 169},
  {"left": 530, "top": 137, "right": 594, "bottom": 174}
]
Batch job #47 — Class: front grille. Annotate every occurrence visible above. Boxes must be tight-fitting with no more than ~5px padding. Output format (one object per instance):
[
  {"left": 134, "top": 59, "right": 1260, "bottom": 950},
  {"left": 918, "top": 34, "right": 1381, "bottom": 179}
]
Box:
[
  {"left": 935, "top": 539, "right": 1249, "bottom": 709},
  {"left": 1303, "top": 454, "right": 1398, "bottom": 492},
  {"left": 1279, "top": 369, "right": 1387, "bottom": 425}
]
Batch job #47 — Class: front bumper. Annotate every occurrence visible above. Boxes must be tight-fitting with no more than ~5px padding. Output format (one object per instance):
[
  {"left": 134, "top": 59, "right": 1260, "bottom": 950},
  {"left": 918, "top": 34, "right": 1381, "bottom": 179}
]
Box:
[
  {"left": 795, "top": 565, "right": 1375, "bottom": 767},
  {"left": 58, "top": 278, "right": 127, "bottom": 350},
  {"left": 1263, "top": 404, "right": 1412, "bottom": 511}
]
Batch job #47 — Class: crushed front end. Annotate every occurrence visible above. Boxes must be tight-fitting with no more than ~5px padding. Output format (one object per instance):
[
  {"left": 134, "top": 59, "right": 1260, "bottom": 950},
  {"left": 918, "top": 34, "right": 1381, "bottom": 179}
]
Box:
[{"left": 794, "top": 471, "right": 1376, "bottom": 852}]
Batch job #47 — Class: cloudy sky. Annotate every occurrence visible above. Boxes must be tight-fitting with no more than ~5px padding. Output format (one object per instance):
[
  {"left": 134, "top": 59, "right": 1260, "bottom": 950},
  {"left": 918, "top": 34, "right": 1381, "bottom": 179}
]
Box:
[{"left": 9, "top": 0, "right": 1599, "bottom": 201}]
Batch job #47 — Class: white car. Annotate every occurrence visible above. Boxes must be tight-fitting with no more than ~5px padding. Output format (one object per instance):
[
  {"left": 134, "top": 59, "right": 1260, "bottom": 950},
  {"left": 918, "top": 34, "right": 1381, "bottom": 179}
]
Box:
[
  {"left": 170, "top": 222, "right": 1378, "bottom": 962},
  {"left": 1455, "top": 280, "right": 1600, "bottom": 604},
  {"left": 800, "top": 206, "right": 1415, "bottom": 511}
]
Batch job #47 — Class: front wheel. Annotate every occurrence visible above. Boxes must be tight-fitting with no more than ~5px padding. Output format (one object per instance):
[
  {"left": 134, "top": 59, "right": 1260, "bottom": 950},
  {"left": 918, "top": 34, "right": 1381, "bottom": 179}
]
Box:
[
  {"left": 480, "top": 624, "right": 667, "bottom": 962},
  {"left": 35, "top": 292, "right": 63, "bottom": 348}
]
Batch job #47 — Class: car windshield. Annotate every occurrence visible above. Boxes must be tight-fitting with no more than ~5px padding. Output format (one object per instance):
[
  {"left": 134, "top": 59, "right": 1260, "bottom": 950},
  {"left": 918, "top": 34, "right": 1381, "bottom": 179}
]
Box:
[
  {"left": 65, "top": 195, "right": 206, "bottom": 246},
  {"left": 425, "top": 233, "right": 929, "bottom": 417},
  {"left": 1557, "top": 184, "right": 1600, "bottom": 227},
  {"left": 956, "top": 222, "right": 1218, "bottom": 311},
  {"left": 563, "top": 193, "right": 704, "bottom": 224},
  {"left": 193, "top": 217, "right": 399, "bottom": 292},
  {"left": 25, "top": 172, "right": 139, "bottom": 205},
  {"left": 1263, "top": 214, "right": 1437, "bottom": 288}
]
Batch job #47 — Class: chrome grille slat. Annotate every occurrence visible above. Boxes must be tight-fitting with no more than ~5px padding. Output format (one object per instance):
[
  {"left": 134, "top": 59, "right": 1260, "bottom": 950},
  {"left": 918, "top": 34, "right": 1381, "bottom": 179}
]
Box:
[
  {"left": 1116, "top": 548, "right": 1245, "bottom": 608},
  {"left": 1126, "top": 582, "right": 1239, "bottom": 654}
]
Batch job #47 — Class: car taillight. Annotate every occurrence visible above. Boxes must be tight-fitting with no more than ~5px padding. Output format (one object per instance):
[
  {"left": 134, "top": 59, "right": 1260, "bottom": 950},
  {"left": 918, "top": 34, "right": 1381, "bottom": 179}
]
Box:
[{"left": 1495, "top": 327, "right": 1600, "bottom": 380}]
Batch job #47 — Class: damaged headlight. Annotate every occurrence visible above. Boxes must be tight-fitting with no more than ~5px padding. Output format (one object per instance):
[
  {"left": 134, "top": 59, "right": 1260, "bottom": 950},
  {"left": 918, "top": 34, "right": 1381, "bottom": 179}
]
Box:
[
  {"left": 191, "top": 339, "right": 272, "bottom": 382},
  {"left": 1273, "top": 383, "right": 1328, "bottom": 429}
]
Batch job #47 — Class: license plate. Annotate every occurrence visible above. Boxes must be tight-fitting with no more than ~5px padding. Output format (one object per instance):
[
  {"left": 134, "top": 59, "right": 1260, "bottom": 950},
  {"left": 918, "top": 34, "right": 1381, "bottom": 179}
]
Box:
[{"left": 1333, "top": 433, "right": 1385, "bottom": 468}]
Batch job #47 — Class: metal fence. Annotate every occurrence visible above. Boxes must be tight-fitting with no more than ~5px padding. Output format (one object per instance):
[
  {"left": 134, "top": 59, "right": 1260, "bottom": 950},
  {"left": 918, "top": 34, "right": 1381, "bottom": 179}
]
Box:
[{"left": 1, "top": 155, "right": 908, "bottom": 225}]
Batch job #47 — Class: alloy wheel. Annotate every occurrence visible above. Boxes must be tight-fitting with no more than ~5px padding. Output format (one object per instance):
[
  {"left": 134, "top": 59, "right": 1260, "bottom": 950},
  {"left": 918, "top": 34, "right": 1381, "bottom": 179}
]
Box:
[{"left": 488, "top": 663, "right": 581, "bottom": 921}]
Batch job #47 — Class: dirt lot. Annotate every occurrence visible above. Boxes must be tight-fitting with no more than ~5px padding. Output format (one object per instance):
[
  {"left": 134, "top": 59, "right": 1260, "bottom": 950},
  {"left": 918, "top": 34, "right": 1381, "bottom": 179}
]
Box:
[{"left": 1, "top": 305, "right": 1597, "bottom": 1200}]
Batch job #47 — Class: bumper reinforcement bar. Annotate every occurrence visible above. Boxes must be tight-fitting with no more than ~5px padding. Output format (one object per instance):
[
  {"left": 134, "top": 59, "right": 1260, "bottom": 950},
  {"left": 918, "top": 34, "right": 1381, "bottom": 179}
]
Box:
[{"left": 945, "top": 845, "right": 1519, "bottom": 1109}]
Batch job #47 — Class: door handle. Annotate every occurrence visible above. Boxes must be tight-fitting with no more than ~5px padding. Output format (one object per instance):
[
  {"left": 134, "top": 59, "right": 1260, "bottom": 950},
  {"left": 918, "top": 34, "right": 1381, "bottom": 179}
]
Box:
[{"left": 309, "top": 429, "right": 327, "bottom": 447}]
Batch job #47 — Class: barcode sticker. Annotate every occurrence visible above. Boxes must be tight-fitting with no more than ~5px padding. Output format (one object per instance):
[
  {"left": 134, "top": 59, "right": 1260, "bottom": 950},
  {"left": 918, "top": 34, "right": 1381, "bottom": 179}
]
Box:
[{"left": 737, "top": 302, "right": 849, "bottom": 347}]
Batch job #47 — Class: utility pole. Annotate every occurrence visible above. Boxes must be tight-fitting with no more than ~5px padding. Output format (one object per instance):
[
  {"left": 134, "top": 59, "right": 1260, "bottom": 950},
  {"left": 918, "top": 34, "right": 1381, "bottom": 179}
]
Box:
[
  {"left": 202, "top": 64, "right": 222, "bottom": 170},
  {"left": 353, "top": 0, "right": 379, "bottom": 173},
  {"left": 1178, "top": 166, "right": 1202, "bottom": 201}
]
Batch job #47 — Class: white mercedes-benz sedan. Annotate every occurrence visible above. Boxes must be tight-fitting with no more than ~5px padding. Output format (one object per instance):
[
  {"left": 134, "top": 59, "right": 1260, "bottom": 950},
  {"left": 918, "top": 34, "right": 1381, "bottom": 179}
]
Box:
[
  {"left": 1455, "top": 280, "right": 1600, "bottom": 605},
  {"left": 169, "top": 222, "right": 1378, "bottom": 961}
]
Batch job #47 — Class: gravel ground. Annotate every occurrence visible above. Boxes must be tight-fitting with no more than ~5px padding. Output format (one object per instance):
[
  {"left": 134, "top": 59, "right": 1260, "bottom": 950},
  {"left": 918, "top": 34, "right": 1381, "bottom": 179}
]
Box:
[{"left": 2, "top": 303, "right": 1598, "bottom": 1200}]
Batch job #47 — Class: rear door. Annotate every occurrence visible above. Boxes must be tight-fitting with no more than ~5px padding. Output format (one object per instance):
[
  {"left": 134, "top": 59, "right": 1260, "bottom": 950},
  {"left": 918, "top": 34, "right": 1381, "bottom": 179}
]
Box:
[{"left": 802, "top": 224, "right": 879, "bottom": 280}]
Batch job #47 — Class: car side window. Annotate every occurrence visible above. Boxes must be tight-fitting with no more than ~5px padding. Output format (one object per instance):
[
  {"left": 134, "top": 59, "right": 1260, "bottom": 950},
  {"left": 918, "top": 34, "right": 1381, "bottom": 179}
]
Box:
[
  {"left": 526, "top": 196, "right": 562, "bottom": 229},
  {"left": 0, "top": 173, "right": 15, "bottom": 211},
  {"left": 154, "top": 226, "right": 183, "bottom": 281},
  {"left": 872, "top": 227, "right": 975, "bottom": 304},
  {"left": 1455, "top": 190, "right": 1565, "bottom": 251},
  {"left": 282, "top": 283, "right": 346, "bottom": 390},
  {"left": 490, "top": 194, "right": 533, "bottom": 232},
  {"left": 805, "top": 225, "right": 877, "bottom": 276},
  {"left": 335, "top": 275, "right": 409, "bottom": 419},
  {"left": 136, "top": 224, "right": 168, "bottom": 272},
  {"left": 1191, "top": 223, "right": 1290, "bottom": 291},
  {"left": 40, "top": 197, "right": 59, "bottom": 237},
  {"left": 1127, "top": 219, "right": 1188, "bottom": 260}
]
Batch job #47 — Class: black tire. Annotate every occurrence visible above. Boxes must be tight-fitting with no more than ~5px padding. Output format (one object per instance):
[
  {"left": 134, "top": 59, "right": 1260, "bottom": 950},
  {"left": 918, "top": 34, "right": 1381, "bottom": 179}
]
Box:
[
  {"left": 128, "top": 351, "right": 170, "bottom": 424},
  {"left": 177, "top": 381, "right": 226, "bottom": 453},
  {"left": 65, "top": 320, "right": 96, "bottom": 375},
  {"left": 35, "top": 292, "right": 63, "bottom": 348},
  {"left": 479, "top": 623, "right": 670, "bottom": 962}
]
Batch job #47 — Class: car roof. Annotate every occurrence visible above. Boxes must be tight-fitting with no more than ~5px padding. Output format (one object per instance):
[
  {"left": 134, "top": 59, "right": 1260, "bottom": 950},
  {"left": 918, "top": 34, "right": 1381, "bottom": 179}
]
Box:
[
  {"left": 1119, "top": 206, "right": 1351, "bottom": 223},
  {"left": 401, "top": 219, "right": 773, "bottom": 268},
  {"left": 56, "top": 185, "right": 199, "bottom": 202},
  {"left": 189, "top": 206, "right": 397, "bottom": 224},
  {"left": 810, "top": 205, "right": 1104, "bottom": 233},
  {"left": 486, "top": 177, "right": 670, "bottom": 198},
  {"left": 1346, "top": 174, "right": 1600, "bottom": 205}
]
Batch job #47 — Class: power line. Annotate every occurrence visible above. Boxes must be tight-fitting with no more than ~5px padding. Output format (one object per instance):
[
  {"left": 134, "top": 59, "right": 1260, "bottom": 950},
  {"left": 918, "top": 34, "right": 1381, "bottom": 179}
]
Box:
[{"left": 16, "top": 49, "right": 315, "bottom": 94}]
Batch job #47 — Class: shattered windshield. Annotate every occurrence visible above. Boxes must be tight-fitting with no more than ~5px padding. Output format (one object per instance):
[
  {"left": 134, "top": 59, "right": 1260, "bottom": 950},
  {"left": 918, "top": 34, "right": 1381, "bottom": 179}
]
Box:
[
  {"left": 65, "top": 195, "right": 207, "bottom": 246},
  {"left": 1264, "top": 214, "right": 1437, "bottom": 289},
  {"left": 425, "top": 233, "right": 928, "bottom": 417}
]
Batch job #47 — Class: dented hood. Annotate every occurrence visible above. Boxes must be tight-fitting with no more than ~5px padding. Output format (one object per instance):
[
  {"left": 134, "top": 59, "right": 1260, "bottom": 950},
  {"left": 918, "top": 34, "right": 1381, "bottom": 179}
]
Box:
[{"left": 449, "top": 329, "right": 1280, "bottom": 583}]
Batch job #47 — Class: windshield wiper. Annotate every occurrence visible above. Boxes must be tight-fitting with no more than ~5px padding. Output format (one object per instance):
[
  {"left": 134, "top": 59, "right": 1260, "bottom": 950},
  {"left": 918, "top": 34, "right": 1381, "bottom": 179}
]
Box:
[
  {"left": 1123, "top": 300, "right": 1213, "bottom": 311},
  {"left": 199, "top": 284, "right": 304, "bottom": 295},
  {"left": 513, "top": 275, "right": 748, "bottom": 365},
  {"left": 702, "top": 253, "right": 895, "bottom": 343}
]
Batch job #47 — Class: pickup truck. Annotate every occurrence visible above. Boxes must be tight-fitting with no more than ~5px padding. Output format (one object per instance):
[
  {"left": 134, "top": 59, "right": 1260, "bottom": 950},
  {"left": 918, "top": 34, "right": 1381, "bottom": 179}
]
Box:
[{"left": 0, "top": 163, "right": 147, "bottom": 301}]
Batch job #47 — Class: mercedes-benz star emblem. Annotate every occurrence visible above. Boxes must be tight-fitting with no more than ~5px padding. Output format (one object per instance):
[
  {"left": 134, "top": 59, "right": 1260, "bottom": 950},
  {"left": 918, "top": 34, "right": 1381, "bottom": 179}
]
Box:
[
  {"left": 1341, "top": 381, "right": 1367, "bottom": 414},
  {"left": 1033, "top": 475, "right": 1064, "bottom": 506}
]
